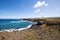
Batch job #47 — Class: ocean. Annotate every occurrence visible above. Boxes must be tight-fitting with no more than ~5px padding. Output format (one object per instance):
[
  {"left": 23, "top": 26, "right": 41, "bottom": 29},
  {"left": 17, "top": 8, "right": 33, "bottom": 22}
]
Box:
[{"left": 0, "top": 19, "right": 32, "bottom": 32}]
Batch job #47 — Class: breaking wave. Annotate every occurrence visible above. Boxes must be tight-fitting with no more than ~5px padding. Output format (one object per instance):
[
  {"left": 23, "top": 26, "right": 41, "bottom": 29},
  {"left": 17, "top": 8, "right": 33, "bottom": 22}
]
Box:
[
  {"left": 0, "top": 24, "right": 32, "bottom": 32},
  {"left": 0, "top": 20, "right": 37, "bottom": 32}
]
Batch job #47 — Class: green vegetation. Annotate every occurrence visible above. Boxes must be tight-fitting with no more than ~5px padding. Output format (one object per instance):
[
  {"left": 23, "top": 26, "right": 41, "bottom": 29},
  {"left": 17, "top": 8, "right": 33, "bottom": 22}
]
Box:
[
  {"left": 19, "top": 38, "right": 24, "bottom": 40},
  {"left": 0, "top": 17, "right": 60, "bottom": 40}
]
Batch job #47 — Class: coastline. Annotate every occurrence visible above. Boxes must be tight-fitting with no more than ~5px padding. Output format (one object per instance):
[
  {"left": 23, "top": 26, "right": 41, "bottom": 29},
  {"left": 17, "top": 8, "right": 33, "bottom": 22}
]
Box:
[
  {"left": 0, "top": 21, "right": 37, "bottom": 32},
  {"left": 0, "top": 24, "right": 32, "bottom": 32},
  {"left": 0, "top": 18, "right": 60, "bottom": 40}
]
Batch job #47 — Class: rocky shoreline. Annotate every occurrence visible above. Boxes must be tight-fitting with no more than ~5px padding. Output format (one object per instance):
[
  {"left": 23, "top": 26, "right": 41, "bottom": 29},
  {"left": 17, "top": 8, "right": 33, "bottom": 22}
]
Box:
[{"left": 0, "top": 18, "right": 60, "bottom": 40}]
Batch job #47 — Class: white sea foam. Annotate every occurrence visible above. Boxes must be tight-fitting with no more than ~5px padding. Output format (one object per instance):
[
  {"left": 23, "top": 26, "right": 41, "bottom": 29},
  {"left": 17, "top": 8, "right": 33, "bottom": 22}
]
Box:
[
  {"left": 21, "top": 20, "right": 26, "bottom": 22},
  {"left": 11, "top": 20, "right": 26, "bottom": 23},
  {"left": 11, "top": 21, "right": 21, "bottom": 23},
  {"left": 0, "top": 21, "right": 37, "bottom": 32},
  {"left": 0, "top": 24, "right": 32, "bottom": 32}
]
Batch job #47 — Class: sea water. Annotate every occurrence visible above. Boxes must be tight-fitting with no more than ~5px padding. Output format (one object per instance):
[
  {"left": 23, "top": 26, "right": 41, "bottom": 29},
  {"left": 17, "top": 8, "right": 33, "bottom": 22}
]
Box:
[{"left": 0, "top": 19, "right": 32, "bottom": 32}]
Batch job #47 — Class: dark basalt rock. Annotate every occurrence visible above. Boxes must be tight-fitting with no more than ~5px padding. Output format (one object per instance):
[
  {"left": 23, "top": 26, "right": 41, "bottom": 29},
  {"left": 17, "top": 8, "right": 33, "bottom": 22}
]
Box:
[
  {"left": 36, "top": 22, "right": 42, "bottom": 25},
  {"left": 46, "top": 22, "right": 60, "bottom": 26}
]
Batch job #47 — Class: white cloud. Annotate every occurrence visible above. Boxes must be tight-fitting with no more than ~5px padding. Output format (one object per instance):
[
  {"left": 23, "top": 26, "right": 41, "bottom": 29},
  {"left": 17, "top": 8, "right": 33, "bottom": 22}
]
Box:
[
  {"left": 34, "top": 1, "right": 48, "bottom": 13},
  {"left": 34, "top": 1, "right": 48, "bottom": 8},
  {"left": 44, "top": 3, "right": 48, "bottom": 6},
  {"left": 35, "top": 9, "right": 40, "bottom": 13}
]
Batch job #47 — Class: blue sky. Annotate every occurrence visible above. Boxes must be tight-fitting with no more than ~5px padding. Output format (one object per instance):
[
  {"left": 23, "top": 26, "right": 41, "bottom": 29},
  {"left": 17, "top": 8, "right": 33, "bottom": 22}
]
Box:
[{"left": 0, "top": 0, "right": 60, "bottom": 19}]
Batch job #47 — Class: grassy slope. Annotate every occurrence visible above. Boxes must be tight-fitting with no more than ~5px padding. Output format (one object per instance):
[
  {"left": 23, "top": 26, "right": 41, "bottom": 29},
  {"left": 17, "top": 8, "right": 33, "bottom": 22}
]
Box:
[{"left": 0, "top": 17, "right": 60, "bottom": 40}]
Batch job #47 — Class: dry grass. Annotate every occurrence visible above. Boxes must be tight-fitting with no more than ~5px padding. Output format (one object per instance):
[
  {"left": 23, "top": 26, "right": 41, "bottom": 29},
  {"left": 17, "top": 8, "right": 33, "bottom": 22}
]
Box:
[{"left": 0, "top": 17, "right": 60, "bottom": 40}]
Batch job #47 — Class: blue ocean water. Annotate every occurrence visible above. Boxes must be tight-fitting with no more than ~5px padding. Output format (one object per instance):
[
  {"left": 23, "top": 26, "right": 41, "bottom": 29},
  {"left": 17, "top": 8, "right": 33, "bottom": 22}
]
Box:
[{"left": 0, "top": 19, "right": 32, "bottom": 30}]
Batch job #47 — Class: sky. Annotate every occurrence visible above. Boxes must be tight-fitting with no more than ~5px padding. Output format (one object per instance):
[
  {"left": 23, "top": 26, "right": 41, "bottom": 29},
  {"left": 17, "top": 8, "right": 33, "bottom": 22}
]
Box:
[{"left": 0, "top": 0, "right": 60, "bottom": 19}]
